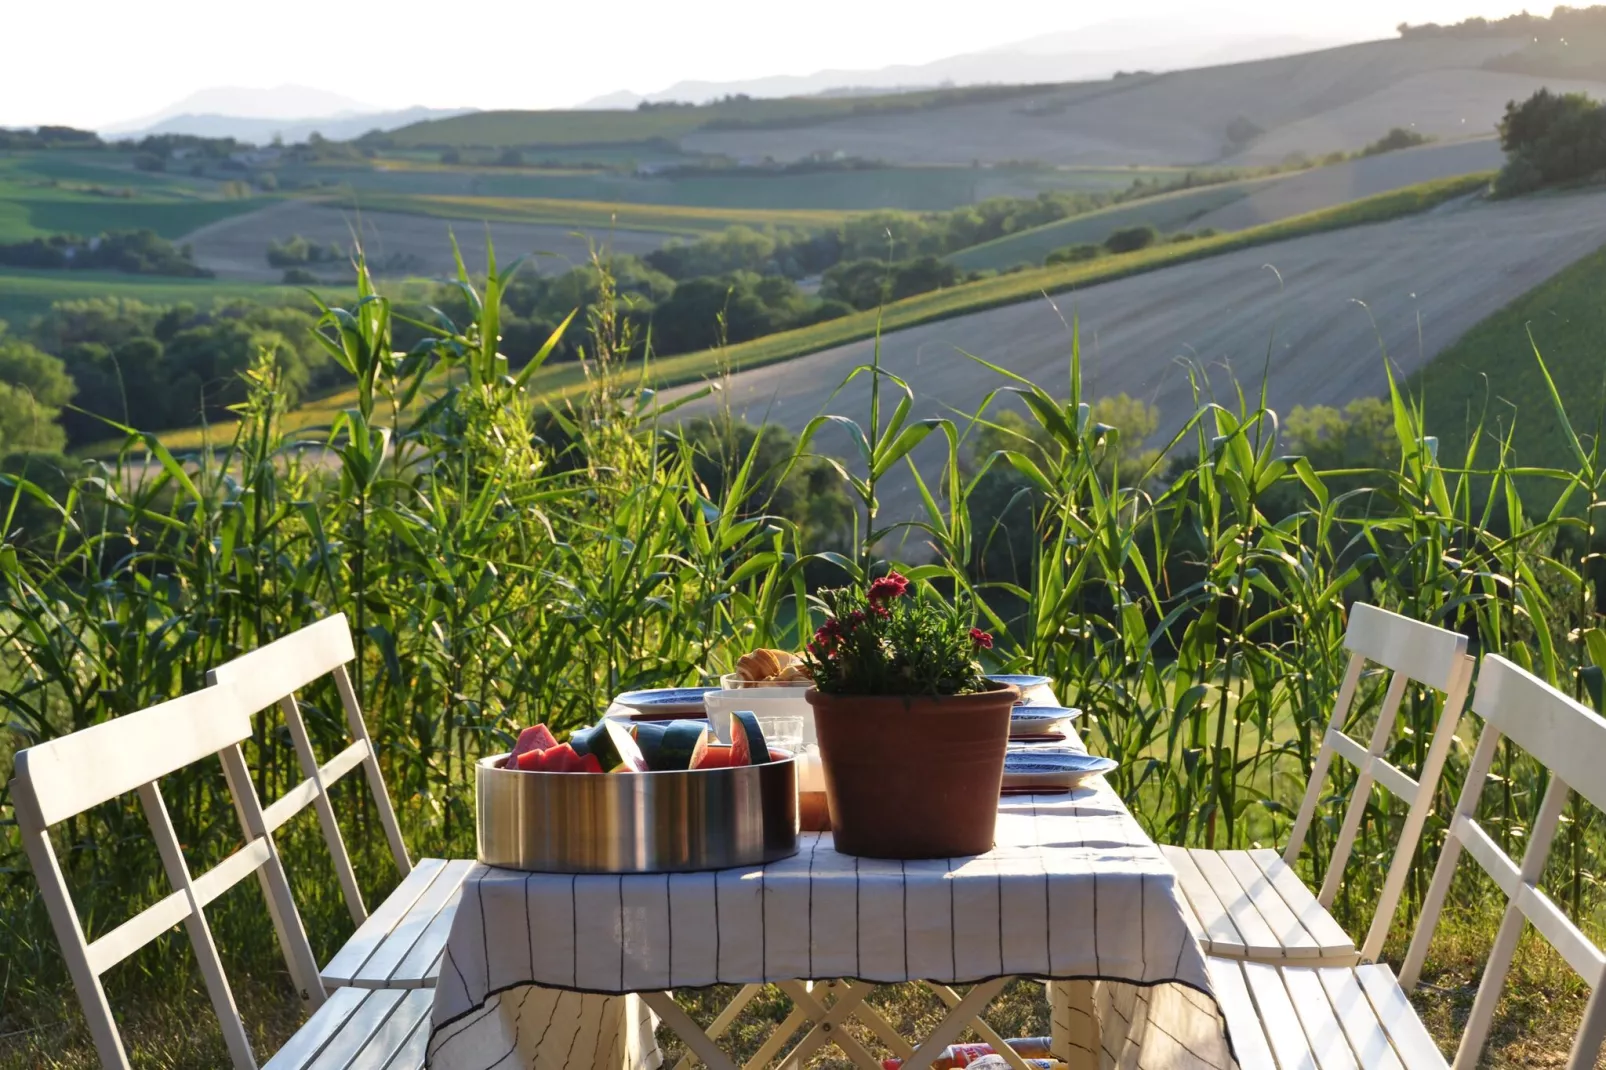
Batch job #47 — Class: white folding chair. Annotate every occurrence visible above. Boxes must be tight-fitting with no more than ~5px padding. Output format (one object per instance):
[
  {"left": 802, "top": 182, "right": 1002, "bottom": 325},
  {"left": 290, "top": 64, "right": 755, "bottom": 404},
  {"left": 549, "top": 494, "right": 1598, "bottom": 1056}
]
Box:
[
  {"left": 1214, "top": 653, "right": 1606, "bottom": 1070},
  {"left": 9, "top": 684, "right": 432, "bottom": 1070},
  {"left": 1162, "top": 602, "right": 1473, "bottom": 966},
  {"left": 209, "top": 614, "right": 472, "bottom": 991}
]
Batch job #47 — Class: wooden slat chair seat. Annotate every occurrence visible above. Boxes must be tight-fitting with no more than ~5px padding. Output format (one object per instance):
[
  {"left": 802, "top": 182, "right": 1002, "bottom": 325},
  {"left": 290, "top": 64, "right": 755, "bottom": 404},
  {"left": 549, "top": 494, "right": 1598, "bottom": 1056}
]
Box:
[
  {"left": 209, "top": 614, "right": 466, "bottom": 991},
  {"left": 1213, "top": 654, "right": 1606, "bottom": 1070},
  {"left": 1163, "top": 603, "right": 1474, "bottom": 966},
  {"left": 9, "top": 685, "right": 429, "bottom": 1070}
]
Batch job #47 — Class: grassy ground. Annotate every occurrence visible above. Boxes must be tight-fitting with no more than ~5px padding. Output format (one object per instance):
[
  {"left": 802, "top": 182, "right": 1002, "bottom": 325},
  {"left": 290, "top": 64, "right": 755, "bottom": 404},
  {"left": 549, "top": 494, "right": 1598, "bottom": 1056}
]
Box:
[
  {"left": 947, "top": 180, "right": 1265, "bottom": 271},
  {"left": 323, "top": 190, "right": 860, "bottom": 235},
  {"left": 0, "top": 151, "right": 267, "bottom": 241},
  {"left": 1412, "top": 236, "right": 1606, "bottom": 478}
]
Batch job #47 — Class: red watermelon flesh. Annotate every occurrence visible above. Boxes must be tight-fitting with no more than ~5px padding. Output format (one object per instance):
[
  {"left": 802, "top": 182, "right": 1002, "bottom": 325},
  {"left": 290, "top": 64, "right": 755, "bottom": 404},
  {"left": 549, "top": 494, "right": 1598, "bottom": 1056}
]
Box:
[
  {"left": 515, "top": 747, "right": 548, "bottom": 772},
  {"left": 542, "top": 744, "right": 581, "bottom": 772},
  {"left": 511, "top": 724, "right": 559, "bottom": 759},
  {"left": 577, "top": 752, "right": 603, "bottom": 774},
  {"left": 691, "top": 741, "right": 735, "bottom": 769}
]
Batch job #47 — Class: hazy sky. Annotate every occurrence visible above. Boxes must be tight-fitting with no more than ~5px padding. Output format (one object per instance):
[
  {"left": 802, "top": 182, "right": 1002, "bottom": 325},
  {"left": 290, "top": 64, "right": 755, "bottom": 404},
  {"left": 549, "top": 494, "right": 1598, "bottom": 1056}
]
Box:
[{"left": 4, "top": 0, "right": 1536, "bottom": 128}]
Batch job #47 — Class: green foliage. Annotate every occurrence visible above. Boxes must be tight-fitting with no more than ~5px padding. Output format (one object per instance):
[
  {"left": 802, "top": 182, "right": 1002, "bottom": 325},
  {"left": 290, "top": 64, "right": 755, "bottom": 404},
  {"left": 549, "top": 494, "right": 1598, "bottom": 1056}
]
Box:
[
  {"left": 26, "top": 296, "right": 335, "bottom": 442},
  {"left": 820, "top": 255, "right": 964, "bottom": 310},
  {"left": 1496, "top": 89, "right": 1606, "bottom": 194},
  {"left": 266, "top": 234, "right": 345, "bottom": 268},
  {"left": 0, "top": 228, "right": 210, "bottom": 276},
  {"left": 0, "top": 325, "right": 73, "bottom": 455},
  {"left": 1045, "top": 243, "right": 1103, "bottom": 265},
  {"left": 1103, "top": 224, "right": 1160, "bottom": 254},
  {"left": 806, "top": 574, "right": 991, "bottom": 696},
  {"left": 1361, "top": 127, "right": 1433, "bottom": 156}
]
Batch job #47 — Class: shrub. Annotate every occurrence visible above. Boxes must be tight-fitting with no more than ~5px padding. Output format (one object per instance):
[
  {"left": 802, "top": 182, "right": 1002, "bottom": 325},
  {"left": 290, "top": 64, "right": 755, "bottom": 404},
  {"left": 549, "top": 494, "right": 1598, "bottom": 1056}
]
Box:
[
  {"left": 1497, "top": 89, "right": 1606, "bottom": 191},
  {"left": 1361, "top": 127, "right": 1433, "bottom": 156},
  {"left": 281, "top": 267, "right": 319, "bottom": 284},
  {"left": 1103, "top": 225, "right": 1160, "bottom": 254},
  {"left": 1045, "top": 243, "right": 1103, "bottom": 265}
]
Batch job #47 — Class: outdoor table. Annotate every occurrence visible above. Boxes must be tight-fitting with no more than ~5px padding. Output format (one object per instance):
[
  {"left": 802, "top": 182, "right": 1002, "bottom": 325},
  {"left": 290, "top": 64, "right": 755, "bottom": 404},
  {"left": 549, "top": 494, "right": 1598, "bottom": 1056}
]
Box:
[{"left": 424, "top": 781, "right": 1238, "bottom": 1070}]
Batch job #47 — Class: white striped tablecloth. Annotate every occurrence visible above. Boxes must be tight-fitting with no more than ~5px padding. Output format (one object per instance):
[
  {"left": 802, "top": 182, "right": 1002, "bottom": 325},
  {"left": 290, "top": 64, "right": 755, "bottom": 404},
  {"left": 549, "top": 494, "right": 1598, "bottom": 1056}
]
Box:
[{"left": 426, "top": 781, "right": 1237, "bottom": 1070}]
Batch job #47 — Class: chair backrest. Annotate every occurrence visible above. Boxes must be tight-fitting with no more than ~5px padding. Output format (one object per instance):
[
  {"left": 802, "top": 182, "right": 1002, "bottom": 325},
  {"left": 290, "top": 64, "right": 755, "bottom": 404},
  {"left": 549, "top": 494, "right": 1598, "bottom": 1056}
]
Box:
[
  {"left": 207, "top": 613, "right": 411, "bottom": 929},
  {"left": 1282, "top": 602, "right": 1474, "bottom": 962},
  {"left": 9, "top": 685, "right": 325, "bottom": 1070},
  {"left": 1399, "top": 654, "right": 1606, "bottom": 1070}
]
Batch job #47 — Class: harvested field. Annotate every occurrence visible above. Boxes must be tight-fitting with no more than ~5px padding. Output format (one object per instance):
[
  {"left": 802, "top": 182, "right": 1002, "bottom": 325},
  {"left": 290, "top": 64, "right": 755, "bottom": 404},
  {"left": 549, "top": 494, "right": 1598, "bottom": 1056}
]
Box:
[
  {"left": 672, "top": 188, "right": 1606, "bottom": 519},
  {"left": 678, "top": 37, "right": 1531, "bottom": 166},
  {"left": 180, "top": 199, "right": 674, "bottom": 281},
  {"left": 1225, "top": 71, "right": 1606, "bottom": 164},
  {"left": 1189, "top": 137, "right": 1504, "bottom": 231}
]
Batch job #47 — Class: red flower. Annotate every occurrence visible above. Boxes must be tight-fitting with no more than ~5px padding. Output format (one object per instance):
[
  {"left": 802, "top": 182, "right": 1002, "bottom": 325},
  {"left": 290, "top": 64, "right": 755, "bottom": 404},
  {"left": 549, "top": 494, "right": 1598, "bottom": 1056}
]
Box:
[
  {"left": 970, "top": 628, "right": 994, "bottom": 650},
  {"left": 867, "top": 572, "right": 909, "bottom": 604},
  {"left": 845, "top": 609, "right": 867, "bottom": 627}
]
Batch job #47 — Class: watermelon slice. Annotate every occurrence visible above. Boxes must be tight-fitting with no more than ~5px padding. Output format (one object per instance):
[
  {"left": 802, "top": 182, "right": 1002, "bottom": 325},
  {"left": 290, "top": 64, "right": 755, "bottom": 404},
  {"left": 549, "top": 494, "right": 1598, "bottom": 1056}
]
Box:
[
  {"left": 576, "top": 752, "right": 603, "bottom": 774},
  {"left": 630, "top": 722, "right": 669, "bottom": 769},
  {"left": 655, "top": 720, "right": 708, "bottom": 771},
  {"left": 568, "top": 724, "right": 600, "bottom": 757},
  {"left": 542, "top": 743, "right": 582, "bottom": 772},
  {"left": 511, "top": 724, "right": 558, "bottom": 760},
  {"left": 690, "top": 738, "right": 735, "bottom": 769},
  {"left": 585, "top": 720, "right": 648, "bottom": 772},
  {"left": 729, "top": 710, "right": 772, "bottom": 766},
  {"left": 515, "top": 747, "right": 548, "bottom": 772}
]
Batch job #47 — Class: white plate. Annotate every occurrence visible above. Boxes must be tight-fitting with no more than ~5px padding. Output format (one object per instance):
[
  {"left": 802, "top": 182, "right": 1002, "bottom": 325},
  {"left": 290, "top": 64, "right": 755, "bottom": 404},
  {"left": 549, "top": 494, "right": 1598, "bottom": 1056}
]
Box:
[
  {"left": 1001, "top": 749, "right": 1116, "bottom": 791},
  {"left": 1010, "top": 706, "right": 1081, "bottom": 738}
]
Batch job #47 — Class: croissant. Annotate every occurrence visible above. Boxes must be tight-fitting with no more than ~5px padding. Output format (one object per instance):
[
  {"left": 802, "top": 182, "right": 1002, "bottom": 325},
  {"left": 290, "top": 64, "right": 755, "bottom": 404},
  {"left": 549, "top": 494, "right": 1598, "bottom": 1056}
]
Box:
[{"left": 737, "top": 648, "right": 784, "bottom": 682}]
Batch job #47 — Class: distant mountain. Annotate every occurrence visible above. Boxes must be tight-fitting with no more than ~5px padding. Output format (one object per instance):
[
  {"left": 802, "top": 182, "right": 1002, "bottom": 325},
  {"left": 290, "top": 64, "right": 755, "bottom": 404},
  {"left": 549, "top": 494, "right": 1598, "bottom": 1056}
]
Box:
[
  {"left": 103, "top": 85, "right": 377, "bottom": 132},
  {"left": 576, "top": 20, "right": 1357, "bottom": 108},
  {"left": 114, "top": 106, "right": 477, "bottom": 145}
]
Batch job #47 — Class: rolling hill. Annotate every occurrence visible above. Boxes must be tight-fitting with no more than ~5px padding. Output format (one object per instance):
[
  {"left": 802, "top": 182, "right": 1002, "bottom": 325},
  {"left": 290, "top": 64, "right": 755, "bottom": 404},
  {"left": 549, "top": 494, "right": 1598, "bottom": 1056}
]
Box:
[
  {"left": 382, "top": 35, "right": 1606, "bottom": 169},
  {"left": 666, "top": 186, "right": 1606, "bottom": 523}
]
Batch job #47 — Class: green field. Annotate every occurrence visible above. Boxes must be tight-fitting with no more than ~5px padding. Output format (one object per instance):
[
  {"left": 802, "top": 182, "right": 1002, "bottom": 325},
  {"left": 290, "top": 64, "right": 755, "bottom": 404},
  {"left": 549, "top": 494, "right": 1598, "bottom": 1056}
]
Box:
[
  {"left": 0, "top": 267, "right": 295, "bottom": 329},
  {"left": 1414, "top": 238, "right": 1606, "bottom": 474},
  {"left": 0, "top": 150, "right": 268, "bottom": 240},
  {"left": 280, "top": 159, "right": 1176, "bottom": 212},
  {"left": 324, "top": 190, "right": 861, "bottom": 235},
  {"left": 948, "top": 179, "right": 1267, "bottom": 270},
  {"left": 380, "top": 86, "right": 1053, "bottom": 149}
]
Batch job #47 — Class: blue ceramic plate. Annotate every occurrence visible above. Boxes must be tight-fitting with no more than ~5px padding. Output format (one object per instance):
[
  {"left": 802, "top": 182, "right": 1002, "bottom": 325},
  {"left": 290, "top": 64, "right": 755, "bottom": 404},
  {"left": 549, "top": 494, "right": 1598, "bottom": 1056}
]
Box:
[
  {"left": 1010, "top": 705, "right": 1082, "bottom": 738},
  {"left": 1002, "top": 749, "right": 1116, "bottom": 791},
  {"left": 612, "top": 687, "right": 720, "bottom": 719},
  {"left": 988, "top": 673, "right": 1052, "bottom": 691}
]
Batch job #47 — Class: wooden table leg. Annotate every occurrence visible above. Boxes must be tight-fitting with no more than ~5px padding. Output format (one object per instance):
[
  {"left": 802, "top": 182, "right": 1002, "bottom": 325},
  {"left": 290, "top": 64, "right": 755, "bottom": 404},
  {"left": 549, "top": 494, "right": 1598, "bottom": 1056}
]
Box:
[{"left": 1048, "top": 981, "right": 1098, "bottom": 1070}]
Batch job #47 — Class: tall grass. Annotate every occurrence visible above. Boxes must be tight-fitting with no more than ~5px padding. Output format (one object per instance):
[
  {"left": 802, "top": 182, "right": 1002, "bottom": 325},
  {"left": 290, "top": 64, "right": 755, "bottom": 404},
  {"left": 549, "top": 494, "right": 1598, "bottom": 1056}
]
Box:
[{"left": 1, "top": 247, "right": 1603, "bottom": 1064}]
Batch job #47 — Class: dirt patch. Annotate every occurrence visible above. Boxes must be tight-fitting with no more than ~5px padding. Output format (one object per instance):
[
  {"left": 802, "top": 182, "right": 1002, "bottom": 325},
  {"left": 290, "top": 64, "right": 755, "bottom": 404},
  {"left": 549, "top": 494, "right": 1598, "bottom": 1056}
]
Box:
[{"left": 179, "top": 200, "right": 674, "bottom": 282}]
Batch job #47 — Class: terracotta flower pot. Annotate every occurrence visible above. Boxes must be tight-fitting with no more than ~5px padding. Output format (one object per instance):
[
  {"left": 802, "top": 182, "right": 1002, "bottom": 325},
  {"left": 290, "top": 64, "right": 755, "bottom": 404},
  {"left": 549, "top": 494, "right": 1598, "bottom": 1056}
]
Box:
[{"left": 805, "top": 682, "right": 1019, "bottom": 859}]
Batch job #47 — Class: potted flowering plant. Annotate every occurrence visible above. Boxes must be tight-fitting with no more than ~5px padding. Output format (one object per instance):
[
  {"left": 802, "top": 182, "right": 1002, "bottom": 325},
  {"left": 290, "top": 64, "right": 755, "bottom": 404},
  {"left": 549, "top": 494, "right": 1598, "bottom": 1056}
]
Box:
[{"left": 803, "top": 572, "right": 1019, "bottom": 858}]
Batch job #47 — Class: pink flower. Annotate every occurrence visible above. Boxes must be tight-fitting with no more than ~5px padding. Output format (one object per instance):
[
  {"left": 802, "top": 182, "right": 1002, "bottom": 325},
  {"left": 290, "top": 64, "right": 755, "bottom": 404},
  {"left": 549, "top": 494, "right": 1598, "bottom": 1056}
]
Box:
[
  {"left": 970, "top": 628, "right": 994, "bottom": 650},
  {"left": 867, "top": 572, "right": 909, "bottom": 604}
]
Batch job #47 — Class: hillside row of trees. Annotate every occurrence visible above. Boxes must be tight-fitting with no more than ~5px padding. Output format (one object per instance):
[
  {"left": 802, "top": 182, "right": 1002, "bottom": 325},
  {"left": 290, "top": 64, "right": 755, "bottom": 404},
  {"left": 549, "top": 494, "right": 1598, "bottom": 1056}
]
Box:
[
  {"left": 0, "top": 230, "right": 210, "bottom": 276},
  {"left": 1398, "top": 4, "right": 1606, "bottom": 39}
]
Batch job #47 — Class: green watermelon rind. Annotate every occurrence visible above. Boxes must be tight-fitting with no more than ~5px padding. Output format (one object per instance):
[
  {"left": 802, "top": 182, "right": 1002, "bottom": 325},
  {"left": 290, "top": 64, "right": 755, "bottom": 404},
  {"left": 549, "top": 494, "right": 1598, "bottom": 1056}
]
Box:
[{"left": 730, "top": 709, "right": 773, "bottom": 765}]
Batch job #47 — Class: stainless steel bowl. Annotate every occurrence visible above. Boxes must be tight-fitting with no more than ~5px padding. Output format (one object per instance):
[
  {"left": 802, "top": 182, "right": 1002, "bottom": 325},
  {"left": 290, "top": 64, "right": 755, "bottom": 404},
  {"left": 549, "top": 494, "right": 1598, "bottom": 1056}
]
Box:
[{"left": 476, "top": 756, "right": 799, "bottom": 873}]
